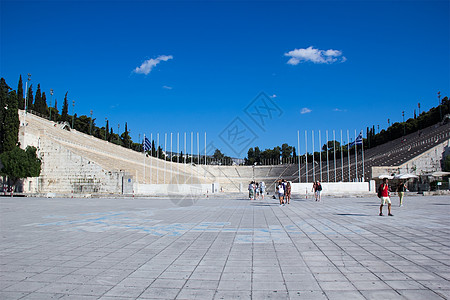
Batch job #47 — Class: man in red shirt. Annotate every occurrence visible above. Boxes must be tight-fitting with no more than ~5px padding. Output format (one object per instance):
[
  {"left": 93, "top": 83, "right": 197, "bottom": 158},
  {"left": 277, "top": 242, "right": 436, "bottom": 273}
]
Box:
[{"left": 379, "top": 178, "right": 393, "bottom": 216}]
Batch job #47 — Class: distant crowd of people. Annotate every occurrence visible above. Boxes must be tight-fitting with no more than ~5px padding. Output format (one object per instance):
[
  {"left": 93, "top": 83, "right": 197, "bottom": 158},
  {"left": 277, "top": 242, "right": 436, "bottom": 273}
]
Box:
[{"left": 248, "top": 181, "right": 266, "bottom": 200}]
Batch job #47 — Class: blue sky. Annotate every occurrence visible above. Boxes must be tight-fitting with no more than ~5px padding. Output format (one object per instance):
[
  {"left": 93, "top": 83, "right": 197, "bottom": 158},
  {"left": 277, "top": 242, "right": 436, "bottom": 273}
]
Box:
[{"left": 1, "top": 0, "right": 449, "bottom": 157}]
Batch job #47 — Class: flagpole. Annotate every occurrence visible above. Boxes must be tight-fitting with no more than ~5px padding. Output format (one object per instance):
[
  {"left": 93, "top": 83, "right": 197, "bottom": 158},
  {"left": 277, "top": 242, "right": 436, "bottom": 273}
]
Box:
[
  {"left": 312, "top": 130, "right": 315, "bottom": 182},
  {"left": 177, "top": 132, "right": 179, "bottom": 184},
  {"left": 191, "top": 132, "right": 193, "bottom": 184},
  {"left": 150, "top": 133, "right": 153, "bottom": 184},
  {"left": 184, "top": 132, "right": 187, "bottom": 182},
  {"left": 333, "top": 130, "right": 336, "bottom": 182},
  {"left": 164, "top": 133, "right": 167, "bottom": 184},
  {"left": 143, "top": 134, "right": 146, "bottom": 184},
  {"left": 204, "top": 132, "right": 207, "bottom": 167},
  {"left": 305, "top": 130, "right": 308, "bottom": 183},
  {"left": 326, "top": 130, "right": 329, "bottom": 182},
  {"left": 361, "top": 130, "right": 365, "bottom": 182},
  {"left": 157, "top": 133, "right": 159, "bottom": 184},
  {"left": 354, "top": 130, "right": 358, "bottom": 181},
  {"left": 297, "top": 130, "right": 300, "bottom": 183},
  {"left": 347, "top": 130, "right": 350, "bottom": 181},
  {"left": 340, "top": 130, "right": 344, "bottom": 182},
  {"left": 319, "top": 130, "right": 322, "bottom": 182},
  {"left": 170, "top": 132, "right": 173, "bottom": 182},
  {"left": 197, "top": 132, "right": 200, "bottom": 181}
]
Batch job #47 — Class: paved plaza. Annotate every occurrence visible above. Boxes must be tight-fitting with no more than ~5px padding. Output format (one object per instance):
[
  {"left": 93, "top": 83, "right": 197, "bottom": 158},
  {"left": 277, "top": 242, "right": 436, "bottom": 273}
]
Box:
[{"left": 1, "top": 194, "right": 449, "bottom": 299}]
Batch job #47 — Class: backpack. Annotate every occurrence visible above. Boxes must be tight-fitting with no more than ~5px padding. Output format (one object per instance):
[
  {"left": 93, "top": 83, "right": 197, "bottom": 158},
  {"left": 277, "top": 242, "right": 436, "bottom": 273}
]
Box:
[
  {"left": 317, "top": 184, "right": 322, "bottom": 191},
  {"left": 377, "top": 184, "right": 383, "bottom": 198}
]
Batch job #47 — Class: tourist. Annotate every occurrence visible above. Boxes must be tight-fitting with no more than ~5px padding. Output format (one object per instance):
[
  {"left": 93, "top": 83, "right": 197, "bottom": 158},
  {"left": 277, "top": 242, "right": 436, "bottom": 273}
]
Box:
[
  {"left": 315, "top": 181, "right": 322, "bottom": 201},
  {"left": 248, "top": 181, "right": 255, "bottom": 200},
  {"left": 378, "top": 178, "right": 393, "bottom": 216},
  {"left": 396, "top": 181, "right": 407, "bottom": 207},
  {"left": 278, "top": 180, "right": 285, "bottom": 206},
  {"left": 255, "top": 182, "right": 260, "bottom": 200},
  {"left": 259, "top": 181, "right": 266, "bottom": 200},
  {"left": 285, "top": 181, "right": 292, "bottom": 204}
]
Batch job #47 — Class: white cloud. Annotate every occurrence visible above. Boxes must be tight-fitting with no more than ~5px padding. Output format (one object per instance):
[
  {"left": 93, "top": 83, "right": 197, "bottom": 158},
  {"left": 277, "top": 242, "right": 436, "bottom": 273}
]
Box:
[
  {"left": 285, "top": 46, "right": 346, "bottom": 65},
  {"left": 300, "top": 107, "right": 312, "bottom": 114},
  {"left": 333, "top": 108, "right": 347, "bottom": 112},
  {"left": 133, "top": 55, "right": 173, "bottom": 75},
  {"left": 271, "top": 94, "right": 277, "bottom": 98},
  {"left": 162, "top": 85, "right": 173, "bottom": 90}
]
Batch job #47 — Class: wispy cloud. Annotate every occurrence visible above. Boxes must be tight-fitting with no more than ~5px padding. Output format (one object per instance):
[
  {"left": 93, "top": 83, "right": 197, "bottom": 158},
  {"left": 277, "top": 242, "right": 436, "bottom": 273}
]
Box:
[
  {"left": 333, "top": 108, "right": 347, "bottom": 112},
  {"left": 300, "top": 107, "right": 312, "bottom": 114},
  {"left": 162, "top": 85, "right": 173, "bottom": 90},
  {"left": 271, "top": 94, "right": 277, "bottom": 98},
  {"left": 133, "top": 55, "right": 173, "bottom": 75},
  {"left": 285, "top": 46, "right": 346, "bottom": 65}
]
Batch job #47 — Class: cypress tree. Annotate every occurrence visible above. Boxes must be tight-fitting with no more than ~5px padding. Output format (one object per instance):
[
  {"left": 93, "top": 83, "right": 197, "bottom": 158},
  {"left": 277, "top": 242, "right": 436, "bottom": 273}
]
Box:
[
  {"left": 34, "top": 84, "right": 42, "bottom": 113},
  {"left": 27, "top": 85, "right": 33, "bottom": 111},
  {"left": 106, "top": 119, "right": 109, "bottom": 141},
  {"left": 61, "top": 92, "right": 69, "bottom": 122},
  {"left": 17, "top": 75, "right": 24, "bottom": 110},
  {"left": 41, "top": 92, "right": 48, "bottom": 116},
  {"left": 0, "top": 78, "right": 11, "bottom": 153},
  {"left": 2, "top": 90, "right": 20, "bottom": 152}
]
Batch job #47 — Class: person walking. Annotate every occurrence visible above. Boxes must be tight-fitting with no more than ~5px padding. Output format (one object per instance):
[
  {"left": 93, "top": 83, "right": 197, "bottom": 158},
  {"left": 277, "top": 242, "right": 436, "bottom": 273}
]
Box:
[
  {"left": 248, "top": 181, "right": 255, "bottom": 200},
  {"left": 278, "top": 180, "right": 285, "bottom": 206},
  {"left": 315, "top": 181, "right": 322, "bottom": 202},
  {"left": 378, "top": 178, "right": 393, "bottom": 216},
  {"left": 285, "top": 181, "right": 292, "bottom": 204},
  {"left": 259, "top": 181, "right": 266, "bottom": 200},
  {"left": 397, "top": 181, "right": 407, "bottom": 207}
]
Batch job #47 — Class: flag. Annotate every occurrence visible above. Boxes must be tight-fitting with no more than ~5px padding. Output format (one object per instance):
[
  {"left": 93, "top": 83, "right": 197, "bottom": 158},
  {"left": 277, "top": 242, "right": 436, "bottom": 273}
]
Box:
[
  {"left": 143, "top": 136, "right": 151, "bottom": 152},
  {"left": 350, "top": 131, "right": 363, "bottom": 147}
]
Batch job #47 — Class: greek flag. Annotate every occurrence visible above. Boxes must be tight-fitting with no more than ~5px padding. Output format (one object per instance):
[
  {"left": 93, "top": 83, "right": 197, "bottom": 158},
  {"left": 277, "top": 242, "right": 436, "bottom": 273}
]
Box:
[
  {"left": 350, "top": 131, "right": 363, "bottom": 147},
  {"left": 143, "top": 136, "right": 151, "bottom": 151}
]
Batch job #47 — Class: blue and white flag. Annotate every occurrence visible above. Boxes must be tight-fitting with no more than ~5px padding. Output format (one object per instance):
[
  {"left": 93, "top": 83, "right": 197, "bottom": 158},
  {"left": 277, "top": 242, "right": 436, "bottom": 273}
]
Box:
[
  {"left": 350, "top": 131, "right": 363, "bottom": 147},
  {"left": 143, "top": 136, "right": 151, "bottom": 152}
]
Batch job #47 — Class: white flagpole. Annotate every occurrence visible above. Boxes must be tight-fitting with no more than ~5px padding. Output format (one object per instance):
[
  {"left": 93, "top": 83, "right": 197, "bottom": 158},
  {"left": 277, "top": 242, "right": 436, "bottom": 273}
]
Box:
[
  {"left": 354, "top": 130, "right": 358, "bottom": 181},
  {"left": 305, "top": 130, "right": 308, "bottom": 183},
  {"left": 333, "top": 130, "right": 337, "bottom": 182},
  {"left": 319, "top": 130, "right": 322, "bottom": 182},
  {"left": 204, "top": 132, "right": 207, "bottom": 167},
  {"left": 326, "top": 130, "right": 329, "bottom": 182},
  {"left": 177, "top": 132, "right": 179, "bottom": 184},
  {"left": 164, "top": 133, "right": 167, "bottom": 184},
  {"left": 297, "top": 130, "right": 300, "bottom": 183},
  {"left": 143, "top": 134, "right": 146, "bottom": 184},
  {"left": 347, "top": 130, "right": 350, "bottom": 181},
  {"left": 312, "top": 130, "right": 315, "bottom": 182},
  {"left": 184, "top": 132, "right": 186, "bottom": 182},
  {"left": 340, "top": 130, "right": 344, "bottom": 182},
  {"left": 157, "top": 133, "right": 159, "bottom": 184},
  {"left": 170, "top": 132, "right": 173, "bottom": 181},
  {"left": 197, "top": 132, "right": 200, "bottom": 181},
  {"left": 361, "top": 130, "right": 365, "bottom": 182},
  {"left": 191, "top": 132, "right": 193, "bottom": 184},
  {"left": 150, "top": 133, "right": 153, "bottom": 184}
]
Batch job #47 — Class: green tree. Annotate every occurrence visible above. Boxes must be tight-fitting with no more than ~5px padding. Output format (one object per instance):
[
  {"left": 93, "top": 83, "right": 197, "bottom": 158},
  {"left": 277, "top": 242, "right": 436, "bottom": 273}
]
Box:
[
  {"left": 0, "top": 78, "right": 11, "bottom": 153},
  {"left": 121, "top": 122, "right": 132, "bottom": 148},
  {"left": 34, "top": 84, "right": 42, "bottom": 113},
  {"left": 0, "top": 146, "right": 41, "bottom": 189},
  {"left": 281, "top": 143, "right": 293, "bottom": 162},
  {"left": 17, "top": 75, "right": 24, "bottom": 110},
  {"left": 61, "top": 92, "right": 69, "bottom": 122},
  {"left": 2, "top": 91, "right": 20, "bottom": 153},
  {"left": 213, "top": 149, "right": 225, "bottom": 162},
  {"left": 26, "top": 84, "right": 33, "bottom": 111}
]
